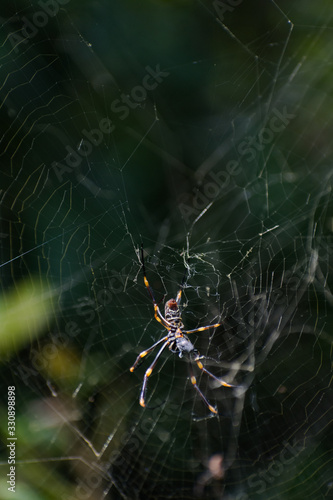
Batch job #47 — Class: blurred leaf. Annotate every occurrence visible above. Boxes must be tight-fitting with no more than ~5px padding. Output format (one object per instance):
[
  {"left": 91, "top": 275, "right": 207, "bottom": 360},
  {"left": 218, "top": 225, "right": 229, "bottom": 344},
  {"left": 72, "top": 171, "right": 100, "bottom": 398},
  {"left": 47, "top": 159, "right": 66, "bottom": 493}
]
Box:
[{"left": 0, "top": 279, "right": 55, "bottom": 356}]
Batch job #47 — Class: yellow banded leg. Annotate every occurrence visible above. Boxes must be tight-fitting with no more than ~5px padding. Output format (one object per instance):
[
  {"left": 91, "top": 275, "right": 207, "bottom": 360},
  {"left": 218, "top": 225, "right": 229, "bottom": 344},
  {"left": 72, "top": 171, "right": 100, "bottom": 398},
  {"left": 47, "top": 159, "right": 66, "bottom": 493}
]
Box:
[
  {"left": 176, "top": 288, "right": 182, "bottom": 303},
  {"left": 195, "top": 358, "right": 234, "bottom": 388},
  {"left": 139, "top": 341, "right": 170, "bottom": 408},
  {"left": 141, "top": 249, "right": 171, "bottom": 328},
  {"left": 129, "top": 336, "right": 169, "bottom": 372},
  {"left": 190, "top": 372, "right": 217, "bottom": 414},
  {"left": 154, "top": 305, "right": 171, "bottom": 329},
  {"left": 184, "top": 323, "right": 221, "bottom": 335}
]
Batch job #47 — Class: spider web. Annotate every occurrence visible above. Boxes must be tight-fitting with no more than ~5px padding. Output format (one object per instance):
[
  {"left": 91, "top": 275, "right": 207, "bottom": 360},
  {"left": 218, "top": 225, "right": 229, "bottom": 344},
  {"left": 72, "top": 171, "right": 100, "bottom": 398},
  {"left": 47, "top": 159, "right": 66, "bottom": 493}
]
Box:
[{"left": 0, "top": 1, "right": 332, "bottom": 499}]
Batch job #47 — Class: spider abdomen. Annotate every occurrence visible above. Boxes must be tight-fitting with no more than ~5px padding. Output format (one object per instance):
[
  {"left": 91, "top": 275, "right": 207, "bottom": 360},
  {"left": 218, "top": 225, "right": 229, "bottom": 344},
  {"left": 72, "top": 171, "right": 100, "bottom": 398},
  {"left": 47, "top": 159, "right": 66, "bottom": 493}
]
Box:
[{"left": 165, "top": 299, "right": 184, "bottom": 329}]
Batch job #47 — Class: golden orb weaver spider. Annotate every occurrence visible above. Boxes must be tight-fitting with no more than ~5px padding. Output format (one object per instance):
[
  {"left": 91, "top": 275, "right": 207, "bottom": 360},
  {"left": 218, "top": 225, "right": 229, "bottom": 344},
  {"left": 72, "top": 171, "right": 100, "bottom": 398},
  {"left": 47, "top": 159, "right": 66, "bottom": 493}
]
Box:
[{"left": 130, "top": 246, "right": 234, "bottom": 414}]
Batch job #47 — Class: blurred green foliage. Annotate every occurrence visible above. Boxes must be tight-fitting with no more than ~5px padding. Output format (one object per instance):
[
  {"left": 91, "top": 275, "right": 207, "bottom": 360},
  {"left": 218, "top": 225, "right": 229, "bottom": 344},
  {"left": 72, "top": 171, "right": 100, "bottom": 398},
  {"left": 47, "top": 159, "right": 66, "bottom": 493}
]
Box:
[{"left": 0, "top": 279, "right": 55, "bottom": 357}]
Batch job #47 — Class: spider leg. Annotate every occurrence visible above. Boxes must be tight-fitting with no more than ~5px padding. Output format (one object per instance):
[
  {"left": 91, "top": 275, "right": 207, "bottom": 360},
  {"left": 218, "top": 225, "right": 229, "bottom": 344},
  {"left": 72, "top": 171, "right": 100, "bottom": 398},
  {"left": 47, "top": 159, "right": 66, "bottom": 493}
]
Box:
[
  {"left": 194, "top": 354, "right": 234, "bottom": 388},
  {"left": 189, "top": 364, "right": 217, "bottom": 414},
  {"left": 139, "top": 341, "right": 170, "bottom": 407},
  {"left": 141, "top": 245, "right": 171, "bottom": 329},
  {"left": 130, "top": 335, "right": 170, "bottom": 372},
  {"left": 183, "top": 323, "right": 221, "bottom": 334},
  {"left": 176, "top": 268, "right": 187, "bottom": 305}
]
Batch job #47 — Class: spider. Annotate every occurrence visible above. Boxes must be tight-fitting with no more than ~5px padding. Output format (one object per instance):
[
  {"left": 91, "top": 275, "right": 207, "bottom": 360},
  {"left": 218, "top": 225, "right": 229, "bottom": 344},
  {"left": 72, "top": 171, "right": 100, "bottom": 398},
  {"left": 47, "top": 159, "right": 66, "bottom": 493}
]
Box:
[{"left": 130, "top": 246, "right": 234, "bottom": 414}]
